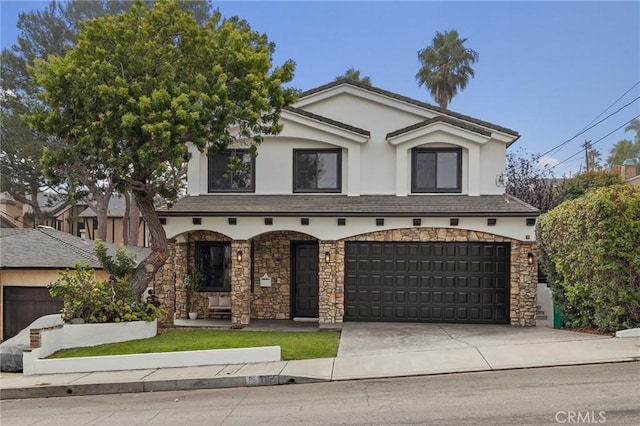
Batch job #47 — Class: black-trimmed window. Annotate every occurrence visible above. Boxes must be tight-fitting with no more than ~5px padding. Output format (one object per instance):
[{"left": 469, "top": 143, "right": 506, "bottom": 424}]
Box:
[
  {"left": 195, "top": 242, "right": 231, "bottom": 292},
  {"left": 208, "top": 150, "right": 254, "bottom": 192},
  {"left": 293, "top": 149, "right": 341, "bottom": 192},
  {"left": 412, "top": 148, "right": 462, "bottom": 193}
]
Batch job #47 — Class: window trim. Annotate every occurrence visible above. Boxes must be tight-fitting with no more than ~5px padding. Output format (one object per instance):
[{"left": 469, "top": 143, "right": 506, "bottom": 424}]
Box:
[
  {"left": 411, "top": 147, "right": 462, "bottom": 193},
  {"left": 195, "top": 242, "right": 231, "bottom": 292},
  {"left": 293, "top": 148, "right": 342, "bottom": 193},
  {"left": 207, "top": 150, "right": 255, "bottom": 193}
]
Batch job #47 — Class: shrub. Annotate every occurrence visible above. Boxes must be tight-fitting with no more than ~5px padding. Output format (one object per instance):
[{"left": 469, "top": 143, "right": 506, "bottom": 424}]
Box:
[
  {"left": 537, "top": 184, "right": 640, "bottom": 331},
  {"left": 48, "top": 263, "right": 160, "bottom": 323}
]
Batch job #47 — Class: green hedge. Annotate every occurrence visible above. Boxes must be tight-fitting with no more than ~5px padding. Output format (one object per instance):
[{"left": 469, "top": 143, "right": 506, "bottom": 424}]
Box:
[{"left": 536, "top": 184, "right": 640, "bottom": 331}]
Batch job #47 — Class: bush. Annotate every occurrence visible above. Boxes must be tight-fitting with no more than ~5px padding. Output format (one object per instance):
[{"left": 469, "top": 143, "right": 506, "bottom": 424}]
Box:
[
  {"left": 537, "top": 184, "right": 640, "bottom": 331},
  {"left": 48, "top": 263, "right": 160, "bottom": 323}
]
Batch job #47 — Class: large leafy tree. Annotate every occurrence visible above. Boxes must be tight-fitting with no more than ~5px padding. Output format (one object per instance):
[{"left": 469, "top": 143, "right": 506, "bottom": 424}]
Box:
[
  {"left": 1, "top": 0, "right": 211, "bottom": 234},
  {"left": 335, "top": 67, "right": 371, "bottom": 86},
  {"left": 416, "top": 30, "right": 479, "bottom": 109},
  {"left": 28, "top": 1, "right": 296, "bottom": 295}
]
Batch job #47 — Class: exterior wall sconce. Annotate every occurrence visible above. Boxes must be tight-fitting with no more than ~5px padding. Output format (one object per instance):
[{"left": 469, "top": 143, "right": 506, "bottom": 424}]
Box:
[
  {"left": 527, "top": 252, "right": 535, "bottom": 265},
  {"left": 237, "top": 250, "right": 243, "bottom": 262},
  {"left": 325, "top": 251, "right": 331, "bottom": 263}
]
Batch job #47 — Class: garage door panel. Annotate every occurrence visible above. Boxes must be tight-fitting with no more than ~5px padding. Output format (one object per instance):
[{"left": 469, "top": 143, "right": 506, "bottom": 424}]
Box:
[
  {"left": 344, "top": 241, "right": 510, "bottom": 324},
  {"left": 3, "top": 286, "right": 63, "bottom": 340}
]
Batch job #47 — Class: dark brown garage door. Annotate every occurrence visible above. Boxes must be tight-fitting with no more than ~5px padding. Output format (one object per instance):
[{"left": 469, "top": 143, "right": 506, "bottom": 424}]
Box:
[
  {"left": 2, "top": 287, "right": 63, "bottom": 340},
  {"left": 344, "top": 242, "right": 510, "bottom": 324}
]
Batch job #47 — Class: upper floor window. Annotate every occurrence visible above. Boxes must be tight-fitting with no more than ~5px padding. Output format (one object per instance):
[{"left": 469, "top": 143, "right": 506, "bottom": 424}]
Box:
[
  {"left": 208, "top": 150, "right": 254, "bottom": 192},
  {"left": 293, "top": 149, "right": 342, "bottom": 193},
  {"left": 412, "top": 148, "right": 462, "bottom": 193}
]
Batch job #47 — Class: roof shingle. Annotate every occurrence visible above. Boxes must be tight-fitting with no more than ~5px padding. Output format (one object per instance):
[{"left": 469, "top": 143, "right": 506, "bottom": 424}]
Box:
[
  {"left": 0, "top": 228, "right": 150, "bottom": 269},
  {"left": 159, "top": 194, "right": 540, "bottom": 217}
]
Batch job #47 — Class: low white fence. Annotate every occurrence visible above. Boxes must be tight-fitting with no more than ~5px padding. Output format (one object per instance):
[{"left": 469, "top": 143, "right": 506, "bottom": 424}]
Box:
[{"left": 22, "top": 320, "right": 281, "bottom": 375}]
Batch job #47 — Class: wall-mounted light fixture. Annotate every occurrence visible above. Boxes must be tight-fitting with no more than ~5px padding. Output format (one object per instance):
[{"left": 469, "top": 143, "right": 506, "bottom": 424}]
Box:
[
  {"left": 237, "top": 250, "right": 243, "bottom": 262},
  {"left": 527, "top": 252, "right": 535, "bottom": 265},
  {"left": 325, "top": 251, "right": 331, "bottom": 263}
]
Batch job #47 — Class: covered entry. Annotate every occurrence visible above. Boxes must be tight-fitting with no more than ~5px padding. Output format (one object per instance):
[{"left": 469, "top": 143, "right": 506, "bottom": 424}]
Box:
[{"left": 344, "top": 242, "right": 510, "bottom": 324}]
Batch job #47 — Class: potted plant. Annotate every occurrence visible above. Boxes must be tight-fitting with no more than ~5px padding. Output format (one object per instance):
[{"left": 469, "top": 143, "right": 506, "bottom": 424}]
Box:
[{"left": 185, "top": 267, "right": 205, "bottom": 319}]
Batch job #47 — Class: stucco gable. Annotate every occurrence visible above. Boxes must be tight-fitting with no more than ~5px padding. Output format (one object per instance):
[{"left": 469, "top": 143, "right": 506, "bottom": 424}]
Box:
[{"left": 297, "top": 79, "right": 519, "bottom": 143}]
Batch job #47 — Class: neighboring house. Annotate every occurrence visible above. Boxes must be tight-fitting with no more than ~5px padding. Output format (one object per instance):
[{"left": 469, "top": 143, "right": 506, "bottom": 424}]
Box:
[
  {"left": 0, "top": 227, "right": 150, "bottom": 341},
  {"left": 154, "top": 79, "right": 540, "bottom": 329},
  {"left": 0, "top": 193, "right": 21, "bottom": 228},
  {"left": 0, "top": 192, "right": 87, "bottom": 237},
  {"left": 79, "top": 194, "right": 149, "bottom": 247},
  {"left": 621, "top": 159, "right": 639, "bottom": 187}
]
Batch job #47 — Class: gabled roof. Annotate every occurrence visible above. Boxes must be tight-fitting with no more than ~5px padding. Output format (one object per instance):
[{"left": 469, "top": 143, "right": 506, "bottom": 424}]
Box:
[
  {"left": 387, "top": 116, "right": 492, "bottom": 139},
  {"left": 300, "top": 79, "right": 519, "bottom": 138},
  {"left": 158, "top": 194, "right": 540, "bottom": 217},
  {"left": 284, "top": 106, "right": 370, "bottom": 136},
  {"left": 0, "top": 228, "right": 150, "bottom": 269},
  {"left": 79, "top": 194, "right": 127, "bottom": 218}
]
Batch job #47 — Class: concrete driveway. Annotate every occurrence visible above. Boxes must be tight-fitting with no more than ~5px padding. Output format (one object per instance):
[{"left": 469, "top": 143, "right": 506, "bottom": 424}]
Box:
[{"left": 337, "top": 322, "right": 611, "bottom": 357}]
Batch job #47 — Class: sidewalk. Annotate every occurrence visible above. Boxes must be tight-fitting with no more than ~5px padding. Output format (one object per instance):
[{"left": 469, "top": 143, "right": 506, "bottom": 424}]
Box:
[{"left": 1, "top": 326, "right": 638, "bottom": 400}]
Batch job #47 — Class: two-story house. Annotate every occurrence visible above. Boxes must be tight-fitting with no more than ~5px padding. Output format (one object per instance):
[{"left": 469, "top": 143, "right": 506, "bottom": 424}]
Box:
[{"left": 154, "top": 79, "right": 540, "bottom": 329}]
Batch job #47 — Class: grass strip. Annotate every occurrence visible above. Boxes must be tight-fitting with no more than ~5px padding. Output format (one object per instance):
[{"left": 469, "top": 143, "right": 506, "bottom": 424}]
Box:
[{"left": 49, "top": 329, "right": 340, "bottom": 361}]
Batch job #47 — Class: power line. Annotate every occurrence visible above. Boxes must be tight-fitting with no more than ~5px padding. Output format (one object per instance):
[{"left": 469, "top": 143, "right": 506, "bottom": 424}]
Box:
[
  {"left": 541, "top": 94, "right": 640, "bottom": 158},
  {"left": 550, "top": 114, "right": 640, "bottom": 170},
  {"left": 578, "top": 80, "right": 640, "bottom": 132}
]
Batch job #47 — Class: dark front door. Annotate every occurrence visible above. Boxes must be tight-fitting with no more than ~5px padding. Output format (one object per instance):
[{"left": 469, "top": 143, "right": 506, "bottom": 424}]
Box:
[
  {"left": 292, "top": 242, "right": 319, "bottom": 318},
  {"left": 3, "top": 286, "right": 63, "bottom": 340},
  {"left": 344, "top": 242, "right": 510, "bottom": 324}
]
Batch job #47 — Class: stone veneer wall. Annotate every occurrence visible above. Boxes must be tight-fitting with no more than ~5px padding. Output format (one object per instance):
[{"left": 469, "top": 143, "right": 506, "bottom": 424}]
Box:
[
  {"left": 317, "top": 228, "right": 537, "bottom": 327},
  {"left": 231, "top": 240, "right": 251, "bottom": 327},
  {"left": 154, "top": 227, "right": 536, "bottom": 328},
  {"left": 152, "top": 240, "right": 177, "bottom": 327},
  {"left": 251, "top": 231, "right": 317, "bottom": 320}
]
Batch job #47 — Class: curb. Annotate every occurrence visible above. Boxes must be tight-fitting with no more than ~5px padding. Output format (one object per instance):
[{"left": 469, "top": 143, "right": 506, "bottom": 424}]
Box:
[{"left": 0, "top": 374, "right": 327, "bottom": 400}]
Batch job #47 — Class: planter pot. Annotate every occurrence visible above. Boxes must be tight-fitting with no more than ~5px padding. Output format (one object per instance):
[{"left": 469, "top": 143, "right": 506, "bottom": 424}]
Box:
[{"left": 188, "top": 312, "right": 199, "bottom": 320}]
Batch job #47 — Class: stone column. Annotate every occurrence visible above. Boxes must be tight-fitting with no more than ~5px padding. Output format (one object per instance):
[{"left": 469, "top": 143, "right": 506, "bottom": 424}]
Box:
[
  {"left": 510, "top": 242, "right": 538, "bottom": 326},
  {"left": 153, "top": 240, "right": 178, "bottom": 327},
  {"left": 318, "top": 240, "right": 344, "bottom": 329},
  {"left": 174, "top": 240, "right": 189, "bottom": 320},
  {"left": 231, "top": 240, "right": 251, "bottom": 328}
]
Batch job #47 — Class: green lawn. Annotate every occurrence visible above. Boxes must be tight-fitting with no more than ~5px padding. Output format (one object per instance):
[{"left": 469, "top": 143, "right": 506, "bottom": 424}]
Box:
[{"left": 49, "top": 329, "right": 340, "bottom": 361}]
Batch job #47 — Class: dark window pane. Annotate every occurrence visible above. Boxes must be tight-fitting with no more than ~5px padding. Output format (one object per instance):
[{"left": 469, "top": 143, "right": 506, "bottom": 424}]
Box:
[
  {"left": 196, "top": 243, "right": 231, "bottom": 291},
  {"left": 415, "top": 152, "right": 436, "bottom": 189},
  {"left": 208, "top": 151, "right": 254, "bottom": 192},
  {"left": 317, "top": 152, "right": 338, "bottom": 189},
  {"left": 295, "top": 153, "right": 317, "bottom": 190},
  {"left": 294, "top": 149, "right": 341, "bottom": 192},
  {"left": 412, "top": 148, "right": 461, "bottom": 192},
  {"left": 437, "top": 152, "right": 458, "bottom": 189}
]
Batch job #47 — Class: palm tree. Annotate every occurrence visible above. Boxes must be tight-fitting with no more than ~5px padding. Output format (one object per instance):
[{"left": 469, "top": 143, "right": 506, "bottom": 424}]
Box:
[
  {"left": 416, "top": 30, "right": 479, "bottom": 109},
  {"left": 336, "top": 67, "right": 371, "bottom": 86},
  {"left": 625, "top": 118, "right": 640, "bottom": 144}
]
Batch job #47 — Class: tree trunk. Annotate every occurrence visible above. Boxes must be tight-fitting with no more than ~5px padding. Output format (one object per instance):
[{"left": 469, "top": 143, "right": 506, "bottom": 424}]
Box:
[
  {"left": 129, "top": 188, "right": 168, "bottom": 296},
  {"left": 123, "top": 193, "right": 131, "bottom": 246},
  {"left": 93, "top": 189, "right": 112, "bottom": 241},
  {"left": 128, "top": 195, "right": 141, "bottom": 246}
]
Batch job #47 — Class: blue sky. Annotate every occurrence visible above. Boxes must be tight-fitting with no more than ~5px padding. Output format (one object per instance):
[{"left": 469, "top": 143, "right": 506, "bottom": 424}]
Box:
[{"left": 2, "top": 1, "right": 639, "bottom": 175}]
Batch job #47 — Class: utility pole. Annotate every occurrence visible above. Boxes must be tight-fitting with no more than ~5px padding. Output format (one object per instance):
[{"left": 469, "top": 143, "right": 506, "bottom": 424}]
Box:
[{"left": 583, "top": 140, "right": 591, "bottom": 172}]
